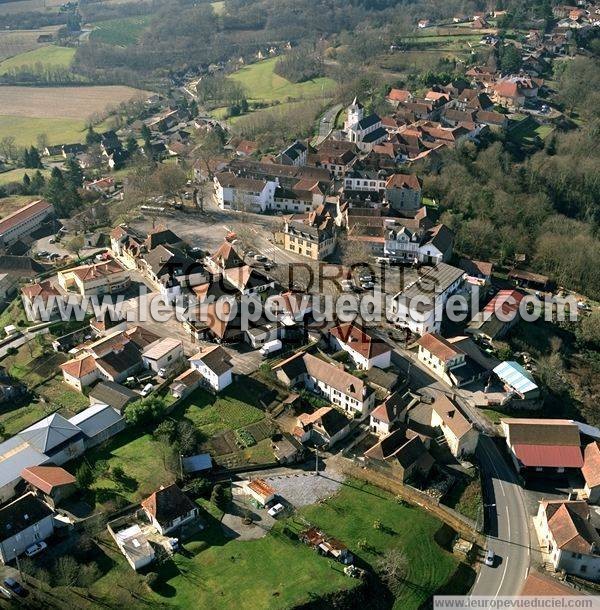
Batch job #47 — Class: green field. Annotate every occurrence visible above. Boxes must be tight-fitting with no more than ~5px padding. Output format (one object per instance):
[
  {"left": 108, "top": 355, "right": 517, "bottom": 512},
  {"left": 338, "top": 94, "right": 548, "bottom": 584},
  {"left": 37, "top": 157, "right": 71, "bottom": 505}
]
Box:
[
  {"left": 67, "top": 480, "right": 463, "bottom": 609},
  {"left": 0, "top": 167, "right": 49, "bottom": 185},
  {"left": 0, "top": 45, "right": 75, "bottom": 74},
  {"left": 0, "top": 115, "right": 110, "bottom": 147},
  {"left": 228, "top": 57, "right": 336, "bottom": 103},
  {"left": 299, "top": 480, "right": 464, "bottom": 608},
  {"left": 90, "top": 15, "right": 152, "bottom": 46}
]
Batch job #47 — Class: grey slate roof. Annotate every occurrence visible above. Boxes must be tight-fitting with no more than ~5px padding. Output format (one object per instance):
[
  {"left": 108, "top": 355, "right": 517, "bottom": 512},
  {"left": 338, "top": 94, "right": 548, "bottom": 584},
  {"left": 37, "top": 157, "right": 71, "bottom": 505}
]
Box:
[
  {"left": 89, "top": 381, "right": 138, "bottom": 411},
  {"left": 69, "top": 403, "right": 124, "bottom": 439},
  {"left": 19, "top": 413, "right": 82, "bottom": 453},
  {"left": 0, "top": 493, "right": 53, "bottom": 541}
]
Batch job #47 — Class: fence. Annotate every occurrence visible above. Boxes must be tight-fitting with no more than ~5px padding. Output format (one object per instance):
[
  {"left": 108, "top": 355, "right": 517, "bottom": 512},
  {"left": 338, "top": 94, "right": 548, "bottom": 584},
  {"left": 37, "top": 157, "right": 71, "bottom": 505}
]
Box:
[{"left": 340, "top": 459, "right": 485, "bottom": 546}]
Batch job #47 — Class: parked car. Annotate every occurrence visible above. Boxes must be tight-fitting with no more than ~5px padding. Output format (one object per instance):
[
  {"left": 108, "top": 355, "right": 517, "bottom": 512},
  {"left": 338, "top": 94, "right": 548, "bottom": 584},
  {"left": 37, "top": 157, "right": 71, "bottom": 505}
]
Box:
[
  {"left": 0, "top": 585, "right": 11, "bottom": 599},
  {"left": 484, "top": 549, "right": 495, "bottom": 567},
  {"left": 267, "top": 503, "right": 285, "bottom": 517},
  {"left": 3, "top": 578, "right": 26, "bottom": 597},
  {"left": 140, "top": 383, "right": 154, "bottom": 397},
  {"left": 25, "top": 541, "right": 47, "bottom": 557},
  {"left": 361, "top": 281, "right": 375, "bottom": 290},
  {"left": 254, "top": 254, "right": 267, "bottom": 263},
  {"left": 359, "top": 274, "right": 373, "bottom": 283},
  {"left": 341, "top": 279, "right": 354, "bottom": 293},
  {"left": 158, "top": 368, "right": 168, "bottom": 378}
]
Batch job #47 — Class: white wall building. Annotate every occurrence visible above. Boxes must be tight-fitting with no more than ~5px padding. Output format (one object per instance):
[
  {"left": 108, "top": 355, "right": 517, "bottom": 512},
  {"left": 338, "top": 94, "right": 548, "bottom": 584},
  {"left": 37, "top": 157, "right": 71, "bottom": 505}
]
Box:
[{"left": 189, "top": 345, "right": 234, "bottom": 392}]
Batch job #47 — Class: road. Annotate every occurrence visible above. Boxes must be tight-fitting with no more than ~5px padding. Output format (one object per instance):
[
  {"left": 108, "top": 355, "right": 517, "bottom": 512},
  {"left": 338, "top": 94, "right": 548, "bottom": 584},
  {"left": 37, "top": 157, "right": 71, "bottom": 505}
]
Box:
[
  {"left": 472, "top": 435, "right": 531, "bottom": 597},
  {"left": 315, "top": 103, "right": 343, "bottom": 145},
  {"left": 386, "top": 339, "right": 531, "bottom": 595}
]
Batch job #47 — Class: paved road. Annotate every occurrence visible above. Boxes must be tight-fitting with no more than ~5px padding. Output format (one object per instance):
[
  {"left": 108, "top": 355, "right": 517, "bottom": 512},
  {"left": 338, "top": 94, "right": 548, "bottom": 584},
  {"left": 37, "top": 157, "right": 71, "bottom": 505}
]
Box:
[
  {"left": 315, "top": 103, "right": 343, "bottom": 145},
  {"left": 472, "top": 435, "right": 531, "bottom": 597}
]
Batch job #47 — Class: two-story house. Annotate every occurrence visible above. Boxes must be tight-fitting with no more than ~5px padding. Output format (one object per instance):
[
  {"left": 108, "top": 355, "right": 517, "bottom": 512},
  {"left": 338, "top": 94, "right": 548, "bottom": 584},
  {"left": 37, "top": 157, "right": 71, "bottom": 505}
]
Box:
[{"left": 329, "top": 323, "right": 392, "bottom": 370}]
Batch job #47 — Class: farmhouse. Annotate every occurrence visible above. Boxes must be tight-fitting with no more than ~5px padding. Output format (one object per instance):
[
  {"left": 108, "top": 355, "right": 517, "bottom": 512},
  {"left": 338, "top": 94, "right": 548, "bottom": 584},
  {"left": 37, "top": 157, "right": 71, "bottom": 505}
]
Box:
[
  {"left": 21, "top": 465, "right": 76, "bottom": 508},
  {"left": 188, "top": 344, "right": 234, "bottom": 392},
  {"left": 429, "top": 392, "right": 479, "bottom": 457},
  {"left": 296, "top": 407, "right": 353, "bottom": 448}
]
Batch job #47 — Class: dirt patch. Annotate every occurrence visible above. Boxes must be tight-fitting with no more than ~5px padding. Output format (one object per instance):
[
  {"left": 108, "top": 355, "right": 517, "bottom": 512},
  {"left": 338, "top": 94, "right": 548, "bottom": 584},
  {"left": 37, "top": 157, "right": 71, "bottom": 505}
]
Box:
[{"left": 0, "top": 85, "right": 151, "bottom": 119}]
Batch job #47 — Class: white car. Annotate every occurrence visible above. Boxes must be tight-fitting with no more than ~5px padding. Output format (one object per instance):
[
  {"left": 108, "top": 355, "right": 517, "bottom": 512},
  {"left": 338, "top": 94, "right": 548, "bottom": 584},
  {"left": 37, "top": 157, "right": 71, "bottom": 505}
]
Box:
[
  {"left": 361, "top": 281, "right": 375, "bottom": 290},
  {"left": 254, "top": 254, "right": 267, "bottom": 262},
  {"left": 267, "top": 503, "right": 285, "bottom": 517},
  {"left": 158, "top": 367, "right": 168, "bottom": 378},
  {"left": 484, "top": 549, "right": 495, "bottom": 566},
  {"left": 25, "top": 541, "right": 47, "bottom": 557},
  {"left": 140, "top": 383, "right": 154, "bottom": 397}
]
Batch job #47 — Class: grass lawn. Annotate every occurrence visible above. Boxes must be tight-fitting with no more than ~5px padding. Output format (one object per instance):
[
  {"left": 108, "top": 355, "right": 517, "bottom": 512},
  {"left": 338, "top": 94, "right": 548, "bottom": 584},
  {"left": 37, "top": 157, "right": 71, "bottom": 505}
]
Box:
[
  {"left": 0, "top": 167, "right": 50, "bottom": 186},
  {"left": 175, "top": 382, "right": 268, "bottom": 438},
  {"left": 228, "top": 57, "right": 336, "bottom": 103},
  {"left": 0, "top": 294, "right": 29, "bottom": 329},
  {"left": 296, "top": 479, "right": 464, "bottom": 608},
  {"left": 83, "top": 481, "right": 465, "bottom": 609},
  {"left": 90, "top": 15, "right": 152, "bottom": 46},
  {"left": 0, "top": 45, "right": 75, "bottom": 74},
  {"left": 83, "top": 429, "right": 176, "bottom": 505}
]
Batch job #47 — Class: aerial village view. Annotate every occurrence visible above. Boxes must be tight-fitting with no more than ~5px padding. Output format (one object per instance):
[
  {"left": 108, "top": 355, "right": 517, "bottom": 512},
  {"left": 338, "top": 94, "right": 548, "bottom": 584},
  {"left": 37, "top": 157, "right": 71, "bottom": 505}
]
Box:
[{"left": 0, "top": 0, "right": 599, "bottom": 608}]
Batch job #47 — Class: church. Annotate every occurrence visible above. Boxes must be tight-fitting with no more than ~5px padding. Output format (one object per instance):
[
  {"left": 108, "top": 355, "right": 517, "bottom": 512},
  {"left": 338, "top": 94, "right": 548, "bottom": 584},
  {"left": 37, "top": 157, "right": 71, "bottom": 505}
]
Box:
[{"left": 343, "top": 98, "right": 388, "bottom": 152}]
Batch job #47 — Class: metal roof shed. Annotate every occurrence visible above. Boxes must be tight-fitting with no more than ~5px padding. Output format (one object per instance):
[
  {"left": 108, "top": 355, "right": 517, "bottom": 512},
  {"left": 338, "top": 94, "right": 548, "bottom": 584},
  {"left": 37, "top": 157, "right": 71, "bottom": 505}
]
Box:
[{"left": 493, "top": 361, "right": 539, "bottom": 399}]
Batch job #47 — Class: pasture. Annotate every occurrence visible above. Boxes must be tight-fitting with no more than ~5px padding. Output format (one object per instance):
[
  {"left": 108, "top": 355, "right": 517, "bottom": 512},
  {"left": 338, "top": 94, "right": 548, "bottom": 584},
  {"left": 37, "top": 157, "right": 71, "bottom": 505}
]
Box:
[
  {"left": 0, "top": 84, "right": 150, "bottom": 145},
  {"left": 0, "top": 26, "right": 61, "bottom": 61},
  {"left": 0, "top": 45, "right": 75, "bottom": 73},
  {"left": 90, "top": 15, "right": 152, "bottom": 46},
  {"left": 0, "top": 167, "right": 49, "bottom": 185},
  {"left": 228, "top": 57, "right": 336, "bottom": 103}
]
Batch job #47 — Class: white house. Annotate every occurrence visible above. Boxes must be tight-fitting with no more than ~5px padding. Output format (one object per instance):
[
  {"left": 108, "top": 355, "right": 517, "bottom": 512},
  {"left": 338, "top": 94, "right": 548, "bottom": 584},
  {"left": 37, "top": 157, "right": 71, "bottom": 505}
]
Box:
[
  {"left": 369, "top": 390, "right": 419, "bottom": 437},
  {"left": 0, "top": 493, "right": 54, "bottom": 563},
  {"left": 141, "top": 484, "right": 200, "bottom": 535},
  {"left": 142, "top": 338, "right": 184, "bottom": 373},
  {"left": 537, "top": 500, "right": 600, "bottom": 580},
  {"left": 329, "top": 323, "right": 392, "bottom": 370},
  {"left": 391, "top": 263, "right": 466, "bottom": 335},
  {"left": 57, "top": 260, "right": 131, "bottom": 297},
  {"left": 213, "top": 172, "right": 277, "bottom": 212},
  {"left": 416, "top": 333, "right": 467, "bottom": 386},
  {"left": 274, "top": 352, "right": 376, "bottom": 418},
  {"left": 428, "top": 391, "right": 478, "bottom": 457},
  {"left": 188, "top": 345, "right": 234, "bottom": 392},
  {"left": 113, "top": 524, "right": 155, "bottom": 571}
]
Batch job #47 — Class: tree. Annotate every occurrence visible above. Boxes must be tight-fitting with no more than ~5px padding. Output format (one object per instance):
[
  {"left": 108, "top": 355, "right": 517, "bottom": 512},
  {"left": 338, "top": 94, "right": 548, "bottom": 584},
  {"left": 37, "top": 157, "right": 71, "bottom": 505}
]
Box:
[
  {"left": 211, "top": 482, "right": 230, "bottom": 511},
  {"left": 499, "top": 44, "right": 522, "bottom": 73},
  {"left": 54, "top": 555, "right": 79, "bottom": 587},
  {"left": 22, "top": 173, "right": 31, "bottom": 193},
  {"left": 85, "top": 125, "right": 101, "bottom": 145},
  {"left": 65, "top": 234, "right": 85, "bottom": 259},
  {"left": 578, "top": 311, "right": 600, "bottom": 349},
  {"left": 176, "top": 420, "right": 199, "bottom": 456},
  {"left": 76, "top": 462, "right": 94, "bottom": 489},
  {"left": 124, "top": 396, "right": 166, "bottom": 426},
  {"left": 125, "top": 135, "right": 138, "bottom": 156},
  {"left": 30, "top": 170, "right": 46, "bottom": 194},
  {"left": 0, "top": 136, "right": 17, "bottom": 162},
  {"left": 154, "top": 419, "right": 176, "bottom": 444},
  {"left": 141, "top": 124, "right": 152, "bottom": 151},
  {"left": 27, "top": 146, "right": 42, "bottom": 169},
  {"left": 44, "top": 166, "right": 65, "bottom": 206},
  {"left": 0, "top": 423, "right": 6, "bottom": 442},
  {"left": 375, "top": 549, "right": 408, "bottom": 593},
  {"left": 152, "top": 163, "right": 188, "bottom": 205},
  {"left": 36, "top": 133, "right": 49, "bottom": 153},
  {"left": 64, "top": 156, "right": 84, "bottom": 190}
]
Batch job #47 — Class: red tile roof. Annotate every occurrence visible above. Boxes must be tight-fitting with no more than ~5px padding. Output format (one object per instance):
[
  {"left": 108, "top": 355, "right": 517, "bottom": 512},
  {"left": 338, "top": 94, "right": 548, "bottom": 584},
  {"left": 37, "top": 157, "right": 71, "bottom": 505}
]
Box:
[
  {"left": 329, "top": 323, "right": 391, "bottom": 360},
  {"left": 387, "top": 88, "right": 411, "bottom": 103},
  {"left": 21, "top": 465, "right": 76, "bottom": 494},
  {"left": 60, "top": 355, "right": 97, "bottom": 379},
  {"left": 483, "top": 289, "right": 524, "bottom": 317},
  {"left": 582, "top": 441, "right": 600, "bottom": 488},
  {"left": 385, "top": 173, "right": 421, "bottom": 190},
  {"left": 520, "top": 571, "right": 582, "bottom": 596},
  {"left": 513, "top": 444, "right": 583, "bottom": 468},
  {"left": 417, "top": 333, "right": 464, "bottom": 362}
]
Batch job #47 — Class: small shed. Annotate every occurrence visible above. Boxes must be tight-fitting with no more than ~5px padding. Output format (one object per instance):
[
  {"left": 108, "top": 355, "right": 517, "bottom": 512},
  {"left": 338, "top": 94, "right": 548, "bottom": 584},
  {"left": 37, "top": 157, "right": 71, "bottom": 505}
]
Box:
[
  {"left": 493, "top": 361, "right": 540, "bottom": 400},
  {"left": 182, "top": 454, "right": 213, "bottom": 474},
  {"left": 246, "top": 479, "right": 275, "bottom": 506}
]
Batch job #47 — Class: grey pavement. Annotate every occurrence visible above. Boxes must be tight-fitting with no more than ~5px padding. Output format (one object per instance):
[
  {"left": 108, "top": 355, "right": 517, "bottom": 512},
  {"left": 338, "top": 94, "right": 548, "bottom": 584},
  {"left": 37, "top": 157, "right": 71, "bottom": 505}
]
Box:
[{"left": 261, "top": 470, "right": 345, "bottom": 508}]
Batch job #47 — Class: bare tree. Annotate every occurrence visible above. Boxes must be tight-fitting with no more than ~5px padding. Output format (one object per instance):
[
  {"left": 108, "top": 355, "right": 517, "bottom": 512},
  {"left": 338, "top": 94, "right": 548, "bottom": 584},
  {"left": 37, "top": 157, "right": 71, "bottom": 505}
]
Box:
[{"left": 375, "top": 548, "right": 408, "bottom": 593}]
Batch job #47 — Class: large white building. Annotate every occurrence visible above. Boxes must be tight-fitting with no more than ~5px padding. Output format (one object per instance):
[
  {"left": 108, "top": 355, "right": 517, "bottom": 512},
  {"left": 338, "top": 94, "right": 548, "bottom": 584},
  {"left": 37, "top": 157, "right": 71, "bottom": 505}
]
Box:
[
  {"left": 390, "top": 262, "right": 466, "bottom": 335},
  {"left": 0, "top": 199, "right": 53, "bottom": 247}
]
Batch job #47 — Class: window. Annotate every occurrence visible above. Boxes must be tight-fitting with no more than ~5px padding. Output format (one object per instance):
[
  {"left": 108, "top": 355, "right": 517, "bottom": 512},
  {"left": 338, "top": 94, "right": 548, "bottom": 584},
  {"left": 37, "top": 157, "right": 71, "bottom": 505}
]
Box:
[{"left": 581, "top": 565, "right": 587, "bottom": 573}]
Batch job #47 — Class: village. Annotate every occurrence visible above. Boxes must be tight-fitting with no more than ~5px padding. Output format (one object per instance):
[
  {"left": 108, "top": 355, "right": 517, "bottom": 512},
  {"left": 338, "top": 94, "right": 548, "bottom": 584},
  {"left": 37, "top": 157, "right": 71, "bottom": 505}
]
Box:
[{"left": 0, "top": 1, "right": 598, "bottom": 607}]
